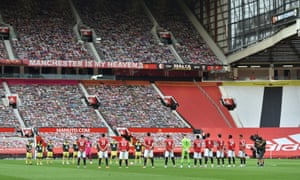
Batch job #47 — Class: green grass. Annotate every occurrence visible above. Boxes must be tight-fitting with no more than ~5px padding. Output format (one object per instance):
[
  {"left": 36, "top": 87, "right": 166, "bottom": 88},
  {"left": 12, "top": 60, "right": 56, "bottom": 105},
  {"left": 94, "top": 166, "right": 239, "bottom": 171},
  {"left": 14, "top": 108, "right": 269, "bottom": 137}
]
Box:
[{"left": 0, "top": 158, "right": 299, "bottom": 180}]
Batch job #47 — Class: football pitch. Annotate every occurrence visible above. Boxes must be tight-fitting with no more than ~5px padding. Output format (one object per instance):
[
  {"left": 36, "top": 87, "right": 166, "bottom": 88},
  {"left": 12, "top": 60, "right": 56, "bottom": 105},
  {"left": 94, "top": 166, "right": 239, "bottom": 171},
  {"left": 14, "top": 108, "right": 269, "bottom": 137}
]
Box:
[{"left": 0, "top": 158, "right": 299, "bottom": 180}]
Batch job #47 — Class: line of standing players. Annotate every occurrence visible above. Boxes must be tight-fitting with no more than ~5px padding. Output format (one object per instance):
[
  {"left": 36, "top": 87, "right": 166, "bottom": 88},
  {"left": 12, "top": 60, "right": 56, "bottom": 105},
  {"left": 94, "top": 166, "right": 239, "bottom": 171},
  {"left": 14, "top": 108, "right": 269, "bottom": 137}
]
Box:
[
  {"left": 164, "top": 132, "right": 247, "bottom": 168},
  {"left": 25, "top": 132, "right": 247, "bottom": 168},
  {"left": 26, "top": 134, "right": 135, "bottom": 168}
]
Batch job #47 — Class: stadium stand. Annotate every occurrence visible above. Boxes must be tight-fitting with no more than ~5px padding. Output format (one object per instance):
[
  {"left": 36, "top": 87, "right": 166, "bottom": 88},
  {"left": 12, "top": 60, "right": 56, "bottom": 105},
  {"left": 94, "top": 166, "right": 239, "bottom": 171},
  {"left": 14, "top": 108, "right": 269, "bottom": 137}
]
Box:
[
  {"left": 1, "top": 79, "right": 300, "bottom": 158},
  {"left": 156, "top": 81, "right": 235, "bottom": 129},
  {"left": 7, "top": 81, "right": 106, "bottom": 128},
  {"left": 0, "top": 0, "right": 94, "bottom": 61},
  {"left": 199, "top": 85, "right": 236, "bottom": 127},
  {"left": 84, "top": 81, "right": 188, "bottom": 130},
  {"left": 73, "top": 0, "right": 178, "bottom": 63},
  {"left": 145, "top": 0, "right": 222, "bottom": 65}
]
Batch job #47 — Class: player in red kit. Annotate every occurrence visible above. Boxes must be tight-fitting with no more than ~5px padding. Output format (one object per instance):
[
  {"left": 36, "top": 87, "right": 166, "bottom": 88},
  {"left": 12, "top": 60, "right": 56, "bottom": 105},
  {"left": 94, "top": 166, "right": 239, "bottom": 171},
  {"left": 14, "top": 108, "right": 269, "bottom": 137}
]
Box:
[
  {"left": 227, "top": 134, "right": 236, "bottom": 167},
  {"left": 164, "top": 134, "right": 176, "bottom": 168},
  {"left": 86, "top": 137, "right": 93, "bottom": 164},
  {"left": 216, "top": 134, "right": 225, "bottom": 167},
  {"left": 143, "top": 132, "right": 154, "bottom": 168},
  {"left": 193, "top": 135, "right": 203, "bottom": 168},
  {"left": 97, "top": 133, "right": 109, "bottom": 168},
  {"left": 203, "top": 133, "right": 214, "bottom": 168},
  {"left": 77, "top": 135, "right": 87, "bottom": 168},
  {"left": 118, "top": 137, "right": 130, "bottom": 168},
  {"left": 238, "top": 134, "right": 247, "bottom": 167}
]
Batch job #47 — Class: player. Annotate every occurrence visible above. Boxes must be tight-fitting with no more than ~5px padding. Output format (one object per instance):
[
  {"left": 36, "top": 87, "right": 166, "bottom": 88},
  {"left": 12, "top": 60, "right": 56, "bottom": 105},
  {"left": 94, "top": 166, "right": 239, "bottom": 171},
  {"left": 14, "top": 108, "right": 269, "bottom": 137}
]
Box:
[
  {"left": 164, "top": 134, "right": 176, "bottom": 168},
  {"left": 25, "top": 140, "right": 33, "bottom": 165},
  {"left": 97, "top": 133, "right": 109, "bottom": 168},
  {"left": 215, "top": 134, "right": 225, "bottom": 167},
  {"left": 254, "top": 135, "right": 266, "bottom": 167},
  {"left": 46, "top": 140, "right": 54, "bottom": 164},
  {"left": 72, "top": 139, "right": 79, "bottom": 165},
  {"left": 62, "top": 139, "right": 70, "bottom": 165},
  {"left": 77, "top": 134, "right": 87, "bottom": 168},
  {"left": 143, "top": 132, "right": 154, "bottom": 168},
  {"left": 238, "top": 134, "right": 247, "bottom": 167},
  {"left": 193, "top": 135, "right": 203, "bottom": 168},
  {"left": 86, "top": 137, "right": 93, "bottom": 164},
  {"left": 118, "top": 136, "right": 130, "bottom": 168},
  {"left": 110, "top": 139, "right": 118, "bottom": 164},
  {"left": 203, "top": 133, "right": 214, "bottom": 167},
  {"left": 134, "top": 139, "right": 143, "bottom": 164},
  {"left": 36, "top": 141, "right": 44, "bottom": 165},
  {"left": 180, "top": 134, "right": 191, "bottom": 168},
  {"left": 227, "top": 134, "right": 236, "bottom": 167}
]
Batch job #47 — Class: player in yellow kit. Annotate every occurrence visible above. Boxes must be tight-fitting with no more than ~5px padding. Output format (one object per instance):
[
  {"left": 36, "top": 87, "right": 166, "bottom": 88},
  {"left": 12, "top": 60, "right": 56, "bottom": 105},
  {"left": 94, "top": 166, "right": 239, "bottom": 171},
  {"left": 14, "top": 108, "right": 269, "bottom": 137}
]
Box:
[
  {"left": 26, "top": 140, "right": 33, "bottom": 165},
  {"left": 62, "top": 139, "right": 70, "bottom": 165},
  {"left": 46, "top": 140, "right": 54, "bottom": 164}
]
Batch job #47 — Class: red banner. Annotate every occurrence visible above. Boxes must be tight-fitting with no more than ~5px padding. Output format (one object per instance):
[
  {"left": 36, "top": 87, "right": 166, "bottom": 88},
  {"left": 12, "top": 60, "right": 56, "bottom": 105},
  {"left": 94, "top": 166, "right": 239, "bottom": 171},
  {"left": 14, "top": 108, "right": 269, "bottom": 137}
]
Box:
[
  {"left": 0, "top": 59, "right": 23, "bottom": 65},
  {"left": 0, "top": 128, "right": 15, "bottom": 132},
  {"left": 207, "top": 65, "right": 223, "bottom": 71},
  {"left": 38, "top": 127, "right": 108, "bottom": 133},
  {"left": 23, "top": 60, "right": 144, "bottom": 69},
  {"left": 143, "top": 63, "right": 158, "bottom": 70}
]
